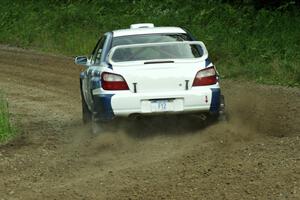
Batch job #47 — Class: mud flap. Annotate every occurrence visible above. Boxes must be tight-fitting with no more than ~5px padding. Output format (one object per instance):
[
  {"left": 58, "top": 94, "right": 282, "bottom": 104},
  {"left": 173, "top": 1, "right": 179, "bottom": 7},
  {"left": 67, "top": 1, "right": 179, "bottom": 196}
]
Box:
[
  {"left": 208, "top": 93, "right": 226, "bottom": 122},
  {"left": 209, "top": 88, "right": 221, "bottom": 114},
  {"left": 92, "top": 94, "right": 115, "bottom": 121}
]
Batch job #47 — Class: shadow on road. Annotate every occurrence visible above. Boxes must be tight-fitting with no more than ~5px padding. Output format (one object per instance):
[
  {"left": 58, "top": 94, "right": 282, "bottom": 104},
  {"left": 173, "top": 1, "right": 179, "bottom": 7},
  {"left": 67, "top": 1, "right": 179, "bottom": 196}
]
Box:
[{"left": 101, "top": 115, "right": 216, "bottom": 138}]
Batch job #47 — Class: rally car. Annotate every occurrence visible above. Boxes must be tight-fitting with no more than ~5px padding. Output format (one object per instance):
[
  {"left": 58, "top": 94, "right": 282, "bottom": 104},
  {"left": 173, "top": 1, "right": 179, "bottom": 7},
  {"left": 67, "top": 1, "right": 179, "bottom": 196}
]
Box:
[{"left": 75, "top": 23, "right": 225, "bottom": 132}]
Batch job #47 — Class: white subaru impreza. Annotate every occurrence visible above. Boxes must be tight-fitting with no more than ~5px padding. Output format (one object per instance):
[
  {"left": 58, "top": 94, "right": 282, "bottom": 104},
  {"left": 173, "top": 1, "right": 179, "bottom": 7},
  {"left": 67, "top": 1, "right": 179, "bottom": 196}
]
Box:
[{"left": 75, "top": 23, "right": 225, "bottom": 131}]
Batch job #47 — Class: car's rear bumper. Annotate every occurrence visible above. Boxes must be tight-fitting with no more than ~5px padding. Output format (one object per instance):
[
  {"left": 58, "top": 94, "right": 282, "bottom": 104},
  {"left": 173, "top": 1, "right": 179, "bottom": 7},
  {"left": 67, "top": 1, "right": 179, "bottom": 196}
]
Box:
[{"left": 92, "top": 85, "right": 221, "bottom": 120}]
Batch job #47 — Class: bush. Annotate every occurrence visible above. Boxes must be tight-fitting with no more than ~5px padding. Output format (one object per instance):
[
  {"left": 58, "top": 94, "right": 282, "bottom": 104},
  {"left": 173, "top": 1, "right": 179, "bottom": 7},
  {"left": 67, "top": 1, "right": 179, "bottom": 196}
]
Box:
[{"left": 0, "top": 0, "right": 299, "bottom": 86}]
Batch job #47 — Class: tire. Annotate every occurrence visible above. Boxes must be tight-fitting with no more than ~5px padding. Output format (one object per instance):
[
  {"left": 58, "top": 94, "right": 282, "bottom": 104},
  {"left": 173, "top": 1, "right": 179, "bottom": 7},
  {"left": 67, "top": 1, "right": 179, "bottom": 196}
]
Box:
[
  {"left": 219, "top": 95, "right": 225, "bottom": 115},
  {"left": 82, "top": 99, "right": 92, "bottom": 124},
  {"left": 217, "top": 94, "right": 227, "bottom": 121},
  {"left": 206, "top": 112, "right": 220, "bottom": 123},
  {"left": 80, "top": 82, "right": 92, "bottom": 124}
]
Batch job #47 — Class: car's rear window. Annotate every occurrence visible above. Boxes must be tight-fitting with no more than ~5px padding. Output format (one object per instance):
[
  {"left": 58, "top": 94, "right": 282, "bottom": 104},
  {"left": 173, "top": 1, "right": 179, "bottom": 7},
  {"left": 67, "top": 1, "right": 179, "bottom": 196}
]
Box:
[
  {"left": 111, "top": 42, "right": 202, "bottom": 62},
  {"left": 112, "top": 33, "right": 192, "bottom": 47}
]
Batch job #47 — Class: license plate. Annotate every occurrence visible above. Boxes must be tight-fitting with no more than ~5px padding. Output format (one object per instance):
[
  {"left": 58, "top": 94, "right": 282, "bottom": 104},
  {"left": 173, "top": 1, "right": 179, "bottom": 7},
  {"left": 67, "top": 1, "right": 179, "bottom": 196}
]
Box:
[{"left": 151, "top": 100, "right": 169, "bottom": 112}]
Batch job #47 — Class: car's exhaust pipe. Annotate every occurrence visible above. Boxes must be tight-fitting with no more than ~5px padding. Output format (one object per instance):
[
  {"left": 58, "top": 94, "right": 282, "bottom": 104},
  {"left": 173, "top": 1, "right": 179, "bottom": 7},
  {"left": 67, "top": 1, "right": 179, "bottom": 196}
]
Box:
[
  {"left": 129, "top": 114, "right": 142, "bottom": 120},
  {"left": 190, "top": 113, "right": 207, "bottom": 120}
]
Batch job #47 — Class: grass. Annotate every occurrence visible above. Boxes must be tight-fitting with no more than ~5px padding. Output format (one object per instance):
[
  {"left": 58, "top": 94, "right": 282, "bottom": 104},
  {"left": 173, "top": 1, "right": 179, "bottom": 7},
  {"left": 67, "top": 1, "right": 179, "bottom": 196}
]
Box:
[
  {"left": 0, "top": 92, "right": 16, "bottom": 143},
  {"left": 0, "top": 0, "right": 299, "bottom": 86}
]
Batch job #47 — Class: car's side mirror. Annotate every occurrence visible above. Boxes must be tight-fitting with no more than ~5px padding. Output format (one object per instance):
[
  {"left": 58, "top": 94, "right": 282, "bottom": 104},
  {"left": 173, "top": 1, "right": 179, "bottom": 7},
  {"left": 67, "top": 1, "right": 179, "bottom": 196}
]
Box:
[{"left": 74, "top": 56, "right": 88, "bottom": 66}]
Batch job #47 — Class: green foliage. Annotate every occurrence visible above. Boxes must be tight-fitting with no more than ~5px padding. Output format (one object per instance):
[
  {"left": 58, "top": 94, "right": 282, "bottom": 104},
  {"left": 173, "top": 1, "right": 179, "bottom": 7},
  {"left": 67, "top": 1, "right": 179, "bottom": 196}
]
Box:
[
  {"left": 0, "top": 0, "right": 299, "bottom": 86},
  {"left": 0, "top": 92, "right": 16, "bottom": 143}
]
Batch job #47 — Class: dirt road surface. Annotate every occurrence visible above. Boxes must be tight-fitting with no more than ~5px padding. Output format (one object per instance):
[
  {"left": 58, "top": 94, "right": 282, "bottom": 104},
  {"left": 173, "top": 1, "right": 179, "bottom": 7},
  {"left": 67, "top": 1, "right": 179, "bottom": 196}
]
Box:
[{"left": 0, "top": 45, "right": 299, "bottom": 200}]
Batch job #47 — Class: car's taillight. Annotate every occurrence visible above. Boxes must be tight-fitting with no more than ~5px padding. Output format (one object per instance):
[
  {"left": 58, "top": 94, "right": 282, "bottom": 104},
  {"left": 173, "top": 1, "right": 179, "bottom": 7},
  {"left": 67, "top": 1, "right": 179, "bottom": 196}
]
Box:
[
  {"left": 101, "top": 72, "right": 129, "bottom": 90},
  {"left": 192, "top": 66, "right": 217, "bottom": 86}
]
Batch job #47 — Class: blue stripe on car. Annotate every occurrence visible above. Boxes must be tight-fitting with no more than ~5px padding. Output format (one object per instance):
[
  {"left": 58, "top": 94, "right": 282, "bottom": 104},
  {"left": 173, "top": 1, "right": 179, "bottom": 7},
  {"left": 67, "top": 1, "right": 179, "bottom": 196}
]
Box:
[
  {"left": 93, "top": 94, "right": 115, "bottom": 120},
  {"left": 80, "top": 72, "right": 85, "bottom": 79},
  {"left": 91, "top": 77, "right": 101, "bottom": 89},
  {"left": 210, "top": 88, "right": 220, "bottom": 113},
  {"left": 205, "top": 58, "right": 212, "bottom": 67}
]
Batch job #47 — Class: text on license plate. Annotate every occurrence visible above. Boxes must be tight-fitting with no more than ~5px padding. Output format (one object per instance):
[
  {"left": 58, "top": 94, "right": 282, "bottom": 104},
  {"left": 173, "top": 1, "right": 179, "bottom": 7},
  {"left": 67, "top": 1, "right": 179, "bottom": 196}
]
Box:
[{"left": 151, "top": 100, "right": 171, "bottom": 112}]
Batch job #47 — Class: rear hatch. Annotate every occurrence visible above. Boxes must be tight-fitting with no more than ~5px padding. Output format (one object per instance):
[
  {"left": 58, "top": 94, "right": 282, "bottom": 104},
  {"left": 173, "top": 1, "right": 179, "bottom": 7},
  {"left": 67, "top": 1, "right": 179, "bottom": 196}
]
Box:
[
  {"left": 108, "top": 41, "right": 209, "bottom": 93},
  {"left": 112, "top": 61, "right": 204, "bottom": 93}
]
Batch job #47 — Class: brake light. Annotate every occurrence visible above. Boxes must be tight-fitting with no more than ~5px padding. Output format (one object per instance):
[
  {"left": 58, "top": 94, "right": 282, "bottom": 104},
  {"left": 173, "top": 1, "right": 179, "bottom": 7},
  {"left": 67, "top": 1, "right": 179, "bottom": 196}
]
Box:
[
  {"left": 192, "top": 66, "right": 217, "bottom": 86},
  {"left": 101, "top": 72, "right": 129, "bottom": 90}
]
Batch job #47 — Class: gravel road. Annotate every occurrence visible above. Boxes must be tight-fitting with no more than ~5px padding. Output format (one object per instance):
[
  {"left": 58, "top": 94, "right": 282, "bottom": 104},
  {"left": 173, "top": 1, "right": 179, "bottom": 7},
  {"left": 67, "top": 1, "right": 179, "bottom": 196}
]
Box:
[{"left": 0, "top": 45, "right": 299, "bottom": 200}]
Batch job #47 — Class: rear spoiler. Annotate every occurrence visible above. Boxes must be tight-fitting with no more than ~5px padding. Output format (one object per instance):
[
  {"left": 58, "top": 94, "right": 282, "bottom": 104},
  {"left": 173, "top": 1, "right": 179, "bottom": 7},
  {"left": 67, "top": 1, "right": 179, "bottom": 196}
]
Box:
[{"left": 107, "top": 41, "right": 209, "bottom": 66}]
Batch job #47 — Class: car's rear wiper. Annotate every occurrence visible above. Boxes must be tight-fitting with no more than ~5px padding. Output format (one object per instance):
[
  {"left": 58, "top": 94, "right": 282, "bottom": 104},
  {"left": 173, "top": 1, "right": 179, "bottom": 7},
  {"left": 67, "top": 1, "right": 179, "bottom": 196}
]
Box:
[{"left": 144, "top": 60, "right": 174, "bottom": 64}]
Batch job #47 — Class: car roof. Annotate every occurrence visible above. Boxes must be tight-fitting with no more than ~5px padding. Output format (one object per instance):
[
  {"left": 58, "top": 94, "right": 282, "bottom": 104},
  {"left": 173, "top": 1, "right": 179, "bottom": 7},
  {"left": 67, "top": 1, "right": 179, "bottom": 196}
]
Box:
[{"left": 112, "top": 27, "right": 186, "bottom": 37}]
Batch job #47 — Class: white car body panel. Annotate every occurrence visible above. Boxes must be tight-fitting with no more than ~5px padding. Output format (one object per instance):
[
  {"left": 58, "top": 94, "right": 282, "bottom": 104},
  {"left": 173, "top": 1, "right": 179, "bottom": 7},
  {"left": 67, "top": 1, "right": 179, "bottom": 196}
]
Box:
[
  {"left": 109, "top": 85, "right": 218, "bottom": 116},
  {"left": 112, "top": 62, "right": 202, "bottom": 92}
]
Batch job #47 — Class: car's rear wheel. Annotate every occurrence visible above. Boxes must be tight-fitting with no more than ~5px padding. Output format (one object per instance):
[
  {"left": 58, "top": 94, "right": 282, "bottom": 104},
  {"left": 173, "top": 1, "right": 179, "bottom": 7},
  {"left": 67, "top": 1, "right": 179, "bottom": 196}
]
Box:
[
  {"left": 81, "top": 86, "right": 92, "bottom": 124},
  {"left": 82, "top": 100, "right": 92, "bottom": 123}
]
